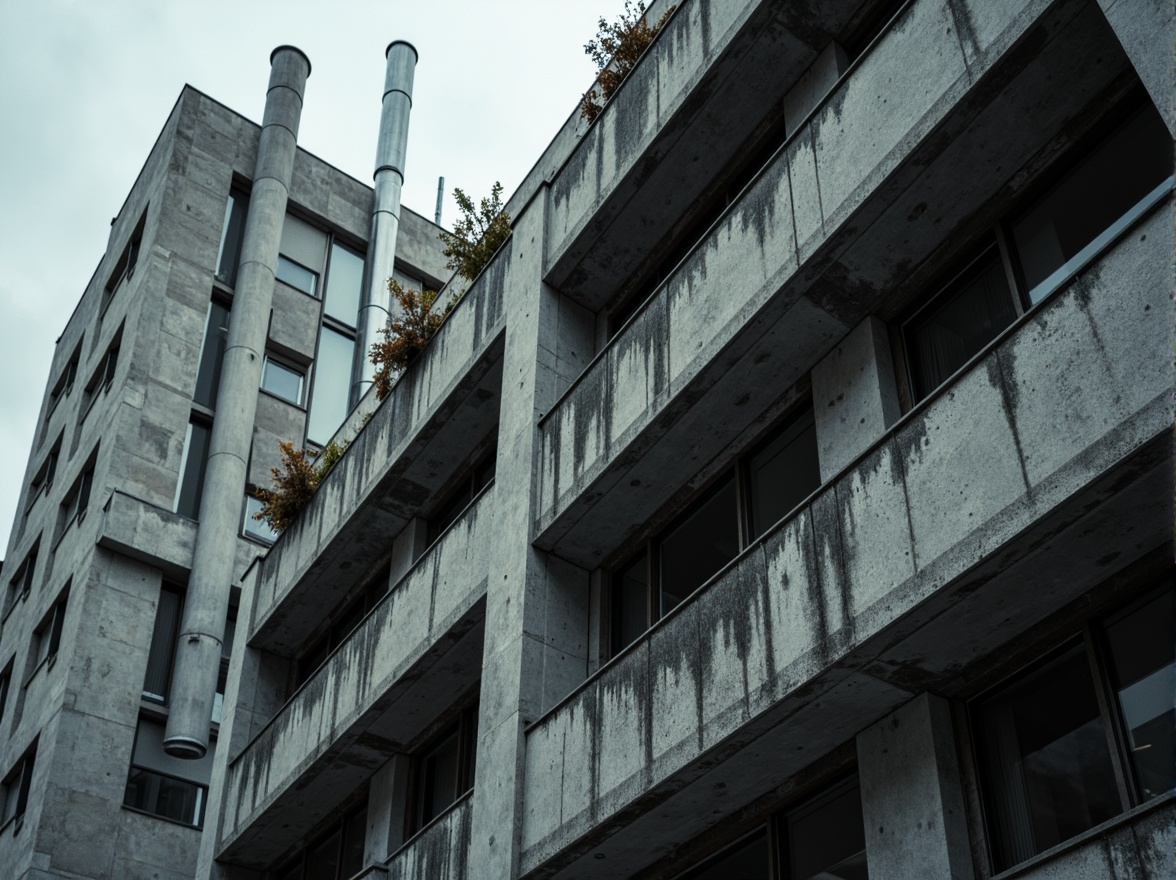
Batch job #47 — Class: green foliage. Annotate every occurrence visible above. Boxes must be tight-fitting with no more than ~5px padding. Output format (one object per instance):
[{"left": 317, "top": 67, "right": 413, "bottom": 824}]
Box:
[
  {"left": 368, "top": 279, "right": 456, "bottom": 401},
  {"left": 253, "top": 439, "right": 347, "bottom": 532},
  {"left": 438, "top": 182, "right": 512, "bottom": 283},
  {"left": 580, "top": 1, "right": 675, "bottom": 123}
]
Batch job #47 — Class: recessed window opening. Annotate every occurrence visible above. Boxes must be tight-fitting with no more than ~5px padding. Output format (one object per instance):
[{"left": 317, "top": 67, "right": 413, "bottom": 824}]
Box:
[
  {"left": 6, "top": 544, "right": 39, "bottom": 615},
  {"left": 0, "top": 659, "right": 12, "bottom": 721},
  {"left": 142, "top": 583, "right": 184, "bottom": 704},
  {"left": 215, "top": 189, "right": 249, "bottom": 287},
  {"left": 194, "top": 299, "right": 231, "bottom": 410},
  {"left": 407, "top": 703, "right": 478, "bottom": 836},
  {"left": 426, "top": 449, "right": 497, "bottom": 547},
  {"left": 58, "top": 458, "right": 96, "bottom": 541},
  {"left": 242, "top": 491, "right": 279, "bottom": 545},
  {"left": 28, "top": 436, "right": 62, "bottom": 510},
  {"left": 103, "top": 209, "right": 147, "bottom": 315},
  {"left": 970, "top": 578, "right": 1174, "bottom": 872},
  {"left": 47, "top": 342, "right": 82, "bottom": 418},
  {"left": 123, "top": 718, "right": 211, "bottom": 828},
  {"left": 902, "top": 97, "right": 1172, "bottom": 403},
  {"left": 30, "top": 587, "right": 69, "bottom": 674},
  {"left": 83, "top": 325, "right": 124, "bottom": 416},
  {"left": 0, "top": 741, "right": 37, "bottom": 828},
  {"left": 276, "top": 254, "right": 319, "bottom": 297},
  {"left": 273, "top": 799, "right": 367, "bottom": 880},
  {"left": 261, "top": 355, "right": 305, "bottom": 406},
  {"left": 609, "top": 402, "right": 819, "bottom": 658},
  {"left": 174, "top": 418, "right": 212, "bottom": 521}
]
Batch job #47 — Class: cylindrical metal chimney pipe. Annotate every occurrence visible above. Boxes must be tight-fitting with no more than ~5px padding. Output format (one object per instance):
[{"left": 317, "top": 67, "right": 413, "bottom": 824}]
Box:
[
  {"left": 163, "top": 46, "right": 311, "bottom": 759},
  {"left": 351, "top": 40, "right": 418, "bottom": 405},
  {"left": 435, "top": 176, "right": 445, "bottom": 226}
]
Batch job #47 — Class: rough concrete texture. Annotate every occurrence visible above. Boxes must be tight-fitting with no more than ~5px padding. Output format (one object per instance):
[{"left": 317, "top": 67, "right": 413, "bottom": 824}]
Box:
[
  {"left": 247, "top": 250, "right": 506, "bottom": 656},
  {"left": 517, "top": 209, "right": 1172, "bottom": 877},
  {"left": 858, "top": 695, "right": 974, "bottom": 880},
  {"left": 1097, "top": 0, "right": 1175, "bottom": 133},
  {"left": 382, "top": 793, "right": 472, "bottom": 880},
  {"left": 535, "top": 0, "right": 1135, "bottom": 568},
  {"left": 811, "top": 316, "right": 901, "bottom": 480},
  {"left": 218, "top": 489, "right": 492, "bottom": 866}
]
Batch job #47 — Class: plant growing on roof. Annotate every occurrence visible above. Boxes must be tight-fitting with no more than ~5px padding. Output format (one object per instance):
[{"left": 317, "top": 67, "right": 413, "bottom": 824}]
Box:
[
  {"left": 580, "top": 1, "right": 676, "bottom": 123},
  {"left": 438, "top": 182, "right": 512, "bottom": 284},
  {"left": 368, "top": 278, "right": 456, "bottom": 401},
  {"left": 253, "top": 439, "right": 346, "bottom": 532}
]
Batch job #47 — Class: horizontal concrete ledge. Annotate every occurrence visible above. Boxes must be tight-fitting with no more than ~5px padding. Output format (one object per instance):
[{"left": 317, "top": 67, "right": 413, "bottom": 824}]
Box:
[
  {"left": 97, "top": 490, "right": 197, "bottom": 577},
  {"left": 519, "top": 206, "right": 1173, "bottom": 878},
  {"left": 218, "top": 489, "right": 493, "bottom": 867},
  {"left": 384, "top": 791, "right": 472, "bottom": 880}
]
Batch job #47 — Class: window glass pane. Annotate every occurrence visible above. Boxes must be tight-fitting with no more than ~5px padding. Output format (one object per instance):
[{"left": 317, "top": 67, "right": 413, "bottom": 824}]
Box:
[
  {"left": 786, "top": 780, "right": 868, "bottom": 880},
  {"left": 215, "top": 191, "right": 248, "bottom": 287},
  {"left": 419, "top": 728, "right": 460, "bottom": 828},
  {"left": 305, "top": 828, "right": 341, "bottom": 879},
  {"left": 195, "top": 301, "right": 231, "bottom": 409},
  {"left": 679, "top": 827, "right": 769, "bottom": 880},
  {"left": 261, "top": 357, "right": 304, "bottom": 405},
  {"left": 658, "top": 475, "right": 739, "bottom": 618},
  {"left": 1013, "top": 104, "right": 1173, "bottom": 304},
  {"left": 611, "top": 552, "right": 649, "bottom": 657},
  {"left": 143, "top": 587, "right": 182, "bottom": 701},
  {"left": 973, "top": 641, "right": 1121, "bottom": 871},
  {"left": 1104, "top": 586, "right": 1175, "bottom": 802},
  {"left": 907, "top": 248, "right": 1017, "bottom": 400},
  {"left": 124, "top": 767, "right": 204, "bottom": 826},
  {"left": 324, "top": 242, "right": 365, "bottom": 326},
  {"left": 280, "top": 214, "right": 328, "bottom": 274},
  {"left": 306, "top": 327, "right": 355, "bottom": 445},
  {"left": 340, "top": 807, "right": 367, "bottom": 878},
  {"left": 243, "top": 495, "right": 279, "bottom": 543},
  {"left": 747, "top": 406, "right": 820, "bottom": 541},
  {"left": 277, "top": 255, "right": 319, "bottom": 296},
  {"left": 175, "top": 421, "right": 212, "bottom": 520}
]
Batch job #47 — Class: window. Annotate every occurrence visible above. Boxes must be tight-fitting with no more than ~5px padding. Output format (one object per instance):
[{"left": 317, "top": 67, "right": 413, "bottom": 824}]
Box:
[
  {"left": 242, "top": 493, "right": 279, "bottom": 544},
  {"left": 970, "top": 580, "right": 1174, "bottom": 872},
  {"left": 672, "top": 775, "right": 867, "bottom": 880},
  {"left": 175, "top": 419, "right": 212, "bottom": 520},
  {"left": 46, "top": 343, "right": 81, "bottom": 418},
  {"left": 211, "top": 612, "right": 236, "bottom": 725},
  {"left": 0, "top": 742, "right": 36, "bottom": 828},
  {"left": 0, "top": 659, "right": 13, "bottom": 722},
  {"left": 427, "top": 450, "right": 496, "bottom": 545},
  {"left": 610, "top": 404, "right": 819, "bottom": 657},
  {"left": 143, "top": 584, "right": 184, "bottom": 703},
  {"left": 261, "top": 355, "right": 305, "bottom": 405},
  {"left": 84, "top": 326, "right": 123, "bottom": 415},
  {"left": 903, "top": 98, "right": 1172, "bottom": 402},
  {"left": 28, "top": 436, "right": 61, "bottom": 510},
  {"left": 103, "top": 209, "right": 147, "bottom": 314},
  {"left": 215, "top": 189, "right": 248, "bottom": 287},
  {"left": 194, "top": 300, "right": 230, "bottom": 409},
  {"left": 274, "top": 801, "right": 367, "bottom": 880},
  {"left": 408, "top": 704, "right": 478, "bottom": 835},
  {"left": 123, "top": 718, "right": 211, "bottom": 827},
  {"left": 6, "top": 545, "right": 38, "bottom": 615},
  {"left": 30, "top": 590, "right": 68, "bottom": 672},
  {"left": 59, "top": 461, "right": 95, "bottom": 539},
  {"left": 276, "top": 255, "right": 319, "bottom": 296},
  {"left": 292, "top": 564, "right": 390, "bottom": 693}
]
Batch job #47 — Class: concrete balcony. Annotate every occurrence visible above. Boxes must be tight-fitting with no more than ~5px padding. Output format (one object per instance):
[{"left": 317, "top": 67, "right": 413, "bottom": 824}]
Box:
[
  {"left": 97, "top": 490, "right": 197, "bottom": 576},
  {"left": 247, "top": 264, "right": 506, "bottom": 656},
  {"left": 544, "top": 0, "right": 869, "bottom": 310},
  {"left": 519, "top": 208, "right": 1173, "bottom": 878},
  {"left": 374, "top": 792, "right": 472, "bottom": 880},
  {"left": 217, "top": 487, "right": 493, "bottom": 868},
  {"left": 535, "top": 0, "right": 1133, "bottom": 566}
]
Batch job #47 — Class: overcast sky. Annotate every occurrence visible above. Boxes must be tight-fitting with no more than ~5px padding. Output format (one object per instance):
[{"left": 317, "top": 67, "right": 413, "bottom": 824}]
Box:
[{"left": 0, "top": 0, "right": 616, "bottom": 556}]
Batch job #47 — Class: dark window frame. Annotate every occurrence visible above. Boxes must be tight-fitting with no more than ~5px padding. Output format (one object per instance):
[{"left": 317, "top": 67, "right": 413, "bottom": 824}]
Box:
[
  {"left": 607, "top": 399, "right": 819, "bottom": 659},
  {"left": 0, "top": 740, "right": 37, "bottom": 829},
  {"left": 967, "top": 577, "right": 1174, "bottom": 873},
  {"left": 28, "top": 586, "right": 69, "bottom": 680},
  {"left": 102, "top": 208, "right": 148, "bottom": 317},
  {"left": 5, "top": 542, "right": 39, "bottom": 617},
  {"left": 271, "top": 797, "right": 368, "bottom": 880},
  {"left": 260, "top": 353, "right": 307, "bottom": 407},
  {"left": 405, "top": 702, "right": 479, "bottom": 838},
  {"left": 425, "top": 447, "right": 497, "bottom": 547}
]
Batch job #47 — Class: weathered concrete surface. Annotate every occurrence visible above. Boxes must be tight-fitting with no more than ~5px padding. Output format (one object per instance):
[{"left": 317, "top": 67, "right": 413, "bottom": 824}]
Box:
[
  {"left": 858, "top": 695, "right": 973, "bottom": 880},
  {"left": 218, "top": 488, "right": 492, "bottom": 867},
  {"left": 1097, "top": 0, "right": 1175, "bottom": 134},
  {"left": 97, "top": 489, "right": 198, "bottom": 577},
  {"left": 535, "top": 0, "right": 1137, "bottom": 568},
  {"left": 247, "top": 258, "right": 507, "bottom": 655},
  {"left": 518, "top": 209, "right": 1173, "bottom": 878},
  {"left": 382, "top": 793, "right": 472, "bottom": 880},
  {"left": 544, "top": 0, "right": 866, "bottom": 312}
]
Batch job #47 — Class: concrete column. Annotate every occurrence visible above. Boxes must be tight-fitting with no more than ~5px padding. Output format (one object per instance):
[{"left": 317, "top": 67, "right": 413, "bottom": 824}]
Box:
[
  {"left": 352, "top": 41, "right": 417, "bottom": 406},
  {"left": 811, "top": 315, "right": 901, "bottom": 481},
  {"left": 164, "top": 46, "right": 310, "bottom": 759},
  {"left": 1096, "top": 0, "right": 1174, "bottom": 135},
  {"left": 467, "top": 187, "right": 592, "bottom": 879},
  {"left": 857, "top": 694, "right": 975, "bottom": 880}
]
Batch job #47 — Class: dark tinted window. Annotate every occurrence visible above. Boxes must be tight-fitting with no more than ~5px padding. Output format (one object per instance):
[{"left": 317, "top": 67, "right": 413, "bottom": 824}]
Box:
[
  {"left": 747, "top": 406, "right": 820, "bottom": 541},
  {"left": 216, "top": 191, "right": 248, "bottom": 287},
  {"left": 785, "top": 779, "right": 868, "bottom": 880},
  {"left": 611, "top": 552, "right": 649, "bottom": 658},
  {"left": 176, "top": 420, "right": 212, "bottom": 520},
  {"left": 659, "top": 475, "right": 739, "bottom": 616},
  {"left": 194, "top": 301, "right": 230, "bottom": 409},
  {"left": 681, "top": 827, "right": 769, "bottom": 880}
]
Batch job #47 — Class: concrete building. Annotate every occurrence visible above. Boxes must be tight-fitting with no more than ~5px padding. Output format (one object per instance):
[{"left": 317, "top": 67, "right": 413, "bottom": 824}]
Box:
[{"left": 3, "top": 1, "right": 1174, "bottom": 879}]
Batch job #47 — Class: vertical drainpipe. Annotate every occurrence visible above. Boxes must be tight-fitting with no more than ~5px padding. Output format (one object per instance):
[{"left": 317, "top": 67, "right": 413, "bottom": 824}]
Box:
[
  {"left": 351, "top": 40, "right": 417, "bottom": 406},
  {"left": 163, "top": 46, "right": 311, "bottom": 759}
]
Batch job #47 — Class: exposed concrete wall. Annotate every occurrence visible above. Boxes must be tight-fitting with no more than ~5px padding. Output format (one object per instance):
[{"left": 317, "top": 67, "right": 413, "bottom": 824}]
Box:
[
  {"left": 811, "top": 316, "right": 901, "bottom": 480},
  {"left": 1097, "top": 0, "right": 1174, "bottom": 133},
  {"left": 219, "top": 489, "right": 492, "bottom": 865},
  {"left": 518, "top": 208, "right": 1172, "bottom": 876},
  {"left": 857, "top": 694, "right": 973, "bottom": 880}
]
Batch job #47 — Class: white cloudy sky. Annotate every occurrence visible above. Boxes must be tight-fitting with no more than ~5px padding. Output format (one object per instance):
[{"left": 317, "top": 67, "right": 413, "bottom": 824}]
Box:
[{"left": 0, "top": 0, "right": 616, "bottom": 556}]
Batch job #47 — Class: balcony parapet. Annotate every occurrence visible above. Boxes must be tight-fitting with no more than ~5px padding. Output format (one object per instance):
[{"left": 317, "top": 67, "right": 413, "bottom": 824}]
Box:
[
  {"left": 248, "top": 261, "right": 506, "bottom": 654},
  {"left": 520, "top": 208, "right": 1173, "bottom": 877},
  {"left": 377, "top": 792, "right": 473, "bottom": 880},
  {"left": 218, "top": 487, "right": 493, "bottom": 868}
]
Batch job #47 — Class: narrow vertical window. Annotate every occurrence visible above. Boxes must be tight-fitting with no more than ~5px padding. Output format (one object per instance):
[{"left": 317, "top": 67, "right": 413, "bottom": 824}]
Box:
[
  {"left": 143, "top": 585, "right": 184, "bottom": 703},
  {"left": 175, "top": 420, "right": 212, "bottom": 520},
  {"left": 194, "top": 300, "right": 231, "bottom": 409},
  {"left": 658, "top": 474, "right": 739, "bottom": 616},
  {"left": 745, "top": 404, "right": 820, "bottom": 541},
  {"left": 215, "top": 190, "right": 249, "bottom": 287}
]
